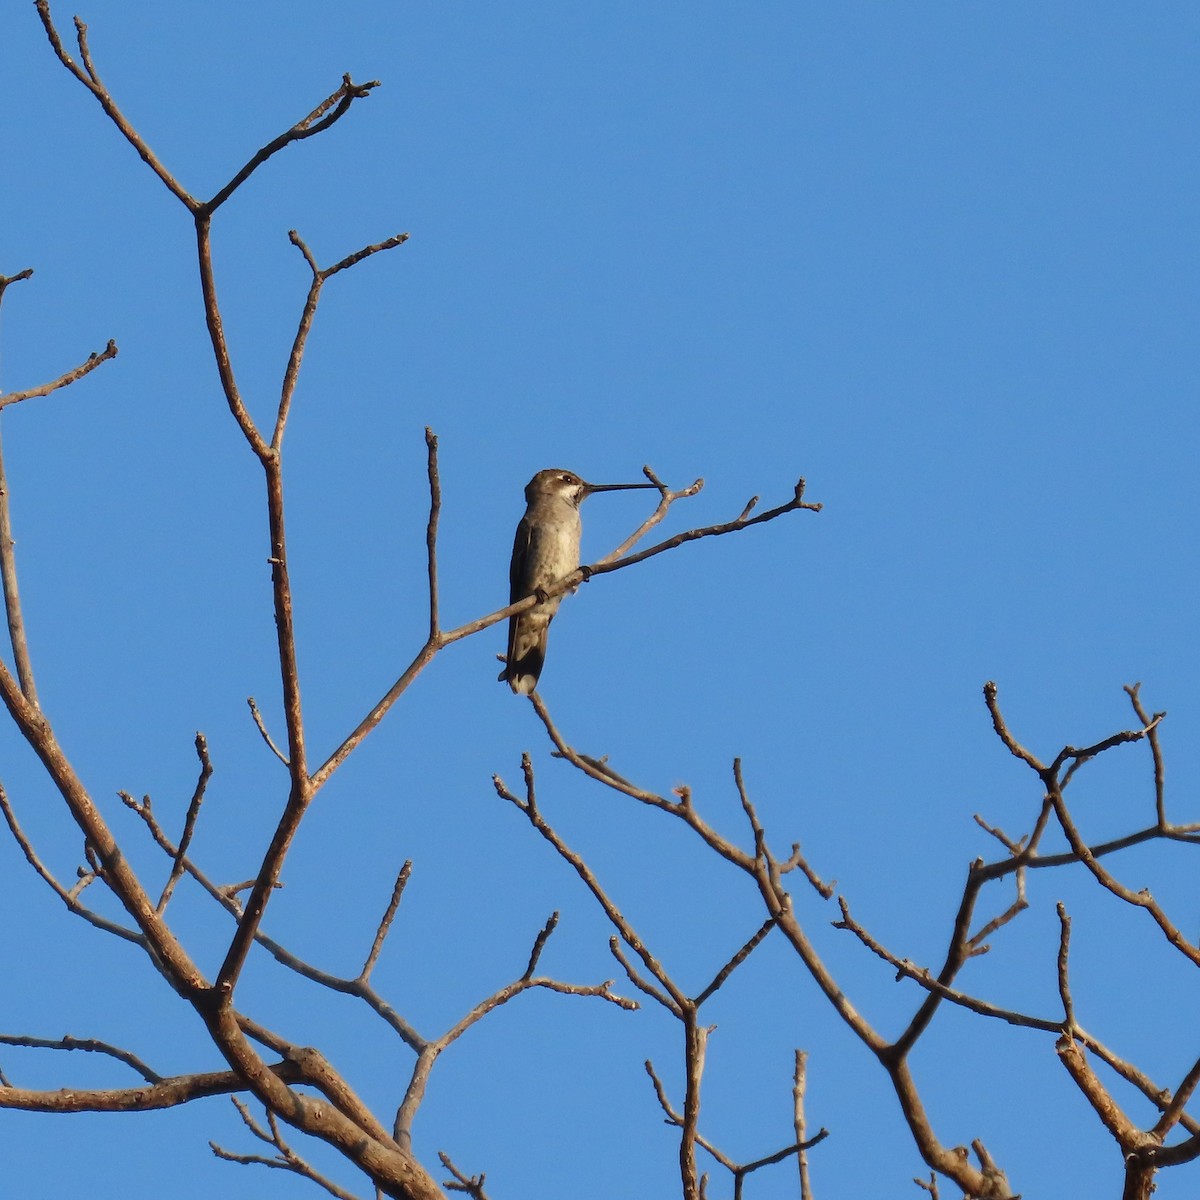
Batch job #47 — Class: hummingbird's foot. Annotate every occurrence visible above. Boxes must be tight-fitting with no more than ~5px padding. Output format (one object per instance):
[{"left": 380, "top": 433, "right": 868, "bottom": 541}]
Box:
[
  {"left": 533, "top": 586, "right": 551, "bottom": 604},
  {"left": 578, "top": 564, "right": 594, "bottom": 582}
]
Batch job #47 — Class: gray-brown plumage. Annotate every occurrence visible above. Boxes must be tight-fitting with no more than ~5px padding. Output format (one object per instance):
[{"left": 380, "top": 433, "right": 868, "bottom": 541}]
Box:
[{"left": 500, "top": 468, "right": 654, "bottom": 694}]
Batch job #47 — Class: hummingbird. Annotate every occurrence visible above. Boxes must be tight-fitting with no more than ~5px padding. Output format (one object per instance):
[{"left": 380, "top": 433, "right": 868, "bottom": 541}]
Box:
[{"left": 500, "top": 468, "right": 656, "bottom": 694}]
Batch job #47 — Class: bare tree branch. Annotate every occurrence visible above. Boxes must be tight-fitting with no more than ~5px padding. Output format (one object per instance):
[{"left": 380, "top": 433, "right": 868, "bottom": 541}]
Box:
[
  {"left": 248, "top": 696, "right": 290, "bottom": 766},
  {"left": 494, "top": 760, "right": 687, "bottom": 1015},
  {"left": 0, "top": 1032, "right": 162, "bottom": 1083},
  {"left": 0, "top": 1060, "right": 304, "bottom": 1114},
  {"left": 1055, "top": 902, "right": 1075, "bottom": 1032},
  {"left": 424, "top": 427, "right": 441, "bottom": 640},
  {"left": 794, "top": 1050, "right": 816, "bottom": 1200},
  {"left": 211, "top": 1099, "right": 365, "bottom": 1200},
  {"left": 0, "top": 783, "right": 142, "bottom": 944},
  {"left": 392, "top": 907, "right": 634, "bottom": 1146},
  {"left": 693, "top": 918, "right": 775, "bottom": 1007},
  {"left": 207, "top": 76, "right": 381, "bottom": 214},
  {"left": 35, "top": 4, "right": 197, "bottom": 208},
  {"left": 274, "top": 230, "right": 409, "bottom": 451},
  {"left": 156, "top": 732, "right": 213, "bottom": 913},
  {"left": 645, "top": 1055, "right": 829, "bottom": 1200},
  {"left": 0, "top": 339, "right": 118, "bottom": 411},
  {"left": 439, "top": 1153, "right": 491, "bottom": 1200},
  {"left": 360, "top": 861, "right": 413, "bottom": 982}
]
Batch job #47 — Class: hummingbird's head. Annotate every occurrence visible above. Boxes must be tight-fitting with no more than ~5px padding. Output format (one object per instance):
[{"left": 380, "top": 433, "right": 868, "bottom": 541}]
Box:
[{"left": 525, "top": 468, "right": 656, "bottom": 508}]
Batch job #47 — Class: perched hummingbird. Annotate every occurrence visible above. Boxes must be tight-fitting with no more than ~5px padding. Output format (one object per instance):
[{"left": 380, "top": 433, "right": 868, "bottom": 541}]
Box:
[{"left": 500, "top": 468, "right": 656, "bottom": 694}]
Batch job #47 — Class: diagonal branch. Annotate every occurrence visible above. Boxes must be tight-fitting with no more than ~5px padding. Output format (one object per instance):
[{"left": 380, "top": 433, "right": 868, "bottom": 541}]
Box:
[
  {"left": 35, "top": 4, "right": 197, "bottom": 209},
  {"left": 439, "top": 1153, "right": 491, "bottom": 1200},
  {"left": 0, "top": 425, "right": 40, "bottom": 705},
  {"left": 0, "top": 1060, "right": 304, "bottom": 1114},
  {"left": 493, "top": 759, "right": 687, "bottom": 1013},
  {"left": 156, "top": 732, "right": 213, "bottom": 913},
  {"left": 693, "top": 918, "right": 775, "bottom": 1007},
  {"left": 0, "top": 339, "right": 118, "bottom": 410},
  {"left": 274, "top": 230, "right": 409, "bottom": 451},
  {"left": 0, "top": 782, "right": 142, "bottom": 944},
  {"left": 206, "top": 75, "right": 381, "bottom": 214},
  {"left": 211, "top": 1099, "right": 365, "bottom": 1200},
  {"left": 0, "top": 274, "right": 118, "bottom": 706},
  {"left": 1048, "top": 789, "right": 1200, "bottom": 966},
  {"left": 248, "top": 696, "right": 290, "bottom": 765},
  {"left": 0, "top": 1032, "right": 162, "bottom": 1083},
  {"left": 120, "top": 790, "right": 428, "bottom": 1052},
  {"left": 359, "top": 861, "right": 412, "bottom": 983},
  {"left": 392, "top": 907, "right": 634, "bottom": 1146}
]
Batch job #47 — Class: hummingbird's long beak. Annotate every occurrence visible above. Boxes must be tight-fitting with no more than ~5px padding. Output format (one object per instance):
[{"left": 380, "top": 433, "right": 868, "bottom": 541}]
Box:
[{"left": 581, "top": 481, "right": 657, "bottom": 496}]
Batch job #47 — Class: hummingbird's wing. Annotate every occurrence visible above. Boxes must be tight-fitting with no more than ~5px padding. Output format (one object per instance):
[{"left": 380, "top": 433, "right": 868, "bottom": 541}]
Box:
[
  {"left": 509, "top": 513, "right": 534, "bottom": 605},
  {"left": 502, "top": 515, "right": 553, "bottom": 693}
]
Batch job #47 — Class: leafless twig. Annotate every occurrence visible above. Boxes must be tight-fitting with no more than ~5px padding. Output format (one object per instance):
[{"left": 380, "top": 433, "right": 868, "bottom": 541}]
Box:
[
  {"left": 0, "top": 339, "right": 118, "bottom": 411},
  {"left": 439, "top": 1152, "right": 491, "bottom": 1200},
  {"left": 359, "top": 861, "right": 412, "bottom": 983},
  {"left": 210, "top": 1098, "right": 363, "bottom": 1200},
  {"left": 0, "top": 1033, "right": 162, "bottom": 1083},
  {"left": 248, "top": 697, "right": 289, "bottom": 766},
  {"left": 156, "top": 733, "right": 213, "bottom": 913}
]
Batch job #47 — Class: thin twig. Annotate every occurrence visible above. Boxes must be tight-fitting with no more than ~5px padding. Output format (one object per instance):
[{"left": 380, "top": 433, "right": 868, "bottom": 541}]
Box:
[
  {"left": 0, "top": 1033, "right": 162, "bottom": 1083},
  {"left": 1055, "top": 902, "right": 1075, "bottom": 1032},
  {"left": 0, "top": 783, "right": 142, "bottom": 944},
  {"left": 156, "top": 732, "right": 213, "bottom": 913},
  {"left": 523, "top": 912, "right": 558, "bottom": 979},
  {"left": 493, "top": 765, "right": 686, "bottom": 1014},
  {"left": 121, "top": 791, "right": 427, "bottom": 1050},
  {"left": 359, "top": 861, "right": 412, "bottom": 982},
  {"left": 794, "top": 1050, "right": 815, "bottom": 1200},
  {"left": 36, "top": 4, "right": 197, "bottom": 208},
  {"left": 1049, "top": 790, "right": 1200, "bottom": 966},
  {"left": 247, "top": 696, "right": 289, "bottom": 765},
  {"left": 694, "top": 918, "right": 775, "bottom": 1006},
  {"left": 0, "top": 339, "right": 118, "bottom": 411},
  {"left": 983, "top": 681, "right": 1046, "bottom": 772},
  {"left": 274, "top": 230, "right": 408, "bottom": 451},
  {"left": 439, "top": 1152, "right": 491, "bottom": 1200},
  {"left": 424, "top": 427, "right": 441, "bottom": 640},
  {"left": 392, "top": 915, "right": 634, "bottom": 1144},
  {"left": 1125, "top": 683, "right": 1168, "bottom": 828},
  {"left": 0, "top": 425, "right": 38, "bottom": 705},
  {"left": 206, "top": 75, "right": 381, "bottom": 214},
  {"left": 644, "top": 1056, "right": 828, "bottom": 1198},
  {"left": 210, "top": 1098, "right": 363, "bottom": 1200}
]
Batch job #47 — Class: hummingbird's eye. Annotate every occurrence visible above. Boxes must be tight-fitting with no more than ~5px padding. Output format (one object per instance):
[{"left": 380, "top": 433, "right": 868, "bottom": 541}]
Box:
[{"left": 560, "top": 473, "right": 573, "bottom": 482}]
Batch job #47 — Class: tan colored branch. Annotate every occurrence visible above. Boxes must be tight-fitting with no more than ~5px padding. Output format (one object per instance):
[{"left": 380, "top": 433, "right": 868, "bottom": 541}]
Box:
[
  {"left": 156, "top": 732, "right": 213, "bottom": 913},
  {"left": 0, "top": 339, "right": 118, "bottom": 410},
  {"left": 0, "top": 782, "right": 141, "bottom": 944},
  {"left": 392, "top": 907, "right": 635, "bottom": 1147},
  {"left": 211, "top": 1098, "right": 364, "bottom": 1200},
  {"left": 439, "top": 1153, "right": 491, "bottom": 1200},
  {"left": 493, "top": 759, "right": 687, "bottom": 1014},
  {"left": 35, "top": 5, "right": 197, "bottom": 209},
  {"left": 206, "top": 75, "right": 381, "bottom": 214},
  {"left": 0, "top": 1061, "right": 303, "bottom": 1113},
  {"left": 1057, "top": 1036, "right": 1145, "bottom": 1152},
  {"left": 0, "top": 1032, "right": 161, "bottom": 1083}
]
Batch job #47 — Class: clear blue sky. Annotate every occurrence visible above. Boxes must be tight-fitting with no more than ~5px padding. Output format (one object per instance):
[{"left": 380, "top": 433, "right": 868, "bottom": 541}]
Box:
[{"left": 2, "top": 2, "right": 1198, "bottom": 1196}]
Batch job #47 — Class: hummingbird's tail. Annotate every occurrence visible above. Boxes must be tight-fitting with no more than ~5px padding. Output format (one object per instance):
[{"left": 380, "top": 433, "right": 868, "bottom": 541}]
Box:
[{"left": 500, "top": 614, "right": 550, "bottom": 694}]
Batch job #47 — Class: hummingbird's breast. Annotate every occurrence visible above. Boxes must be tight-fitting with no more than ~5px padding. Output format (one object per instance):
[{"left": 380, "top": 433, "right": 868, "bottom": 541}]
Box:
[{"left": 520, "top": 498, "right": 582, "bottom": 607}]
